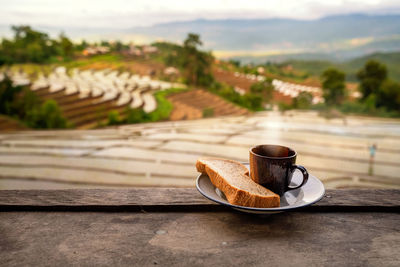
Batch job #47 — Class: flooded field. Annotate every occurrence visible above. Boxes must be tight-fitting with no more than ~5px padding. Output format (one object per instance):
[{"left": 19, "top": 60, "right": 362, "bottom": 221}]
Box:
[{"left": 1, "top": 110, "right": 399, "bottom": 190}]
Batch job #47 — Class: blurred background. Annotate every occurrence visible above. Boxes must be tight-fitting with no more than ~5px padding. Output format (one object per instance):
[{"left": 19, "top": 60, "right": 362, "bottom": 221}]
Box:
[{"left": 0, "top": 0, "right": 399, "bottom": 190}]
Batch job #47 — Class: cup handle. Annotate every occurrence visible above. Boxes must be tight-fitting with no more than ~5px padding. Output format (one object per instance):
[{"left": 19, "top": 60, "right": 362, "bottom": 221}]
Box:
[{"left": 287, "top": 165, "right": 309, "bottom": 191}]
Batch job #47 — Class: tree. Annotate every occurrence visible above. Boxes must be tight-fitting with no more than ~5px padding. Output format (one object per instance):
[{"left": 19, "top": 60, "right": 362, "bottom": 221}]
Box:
[
  {"left": 125, "top": 108, "right": 149, "bottom": 123},
  {"left": 0, "top": 75, "right": 22, "bottom": 114},
  {"left": 0, "top": 25, "right": 75, "bottom": 64},
  {"left": 243, "top": 94, "right": 263, "bottom": 111},
  {"left": 250, "top": 80, "right": 274, "bottom": 102},
  {"left": 182, "top": 33, "right": 214, "bottom": 86},
  {"left": 10, "top": 25, "right": 52, "bottom": 62},
  {"left": 113, "top": 41, "right": 124, "bottom": 52},
  {"left": 377, "top": 80, "right": 400, "bottom": 111},
  {"left": 58, "top": 32, "right": 74, "bottom": 58},
  {"left": 0, "top": 76, "right": 70, "bottom": 128},
  {"left": 76, "top": 40, "right": 89, "bottom": 51},
  {"left": 321, "top": 68, "right": 346, "bottom": 106},
  {"left": 107, "top": 110, "right": 121, "bottom": 125},
  {"left": 229, "top": 60, "right": 241, "bottom": 68},
  {"left": 357, "top": 60, "right": 387, "bottom": 100},
  {"left": 184, "top": 33, "right": 202, "bottom": 49},
  {"left": 293, "top": 92, "right": 313, "bottom": 109},
  {"left": 28, "top": 100, "right": 67, "bottom": 129}
]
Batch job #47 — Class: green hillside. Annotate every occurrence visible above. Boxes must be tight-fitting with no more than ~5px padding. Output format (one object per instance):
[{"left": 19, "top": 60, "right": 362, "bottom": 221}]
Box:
[{"left": 285, "top": 52, "right": 400, "bottom": 82}]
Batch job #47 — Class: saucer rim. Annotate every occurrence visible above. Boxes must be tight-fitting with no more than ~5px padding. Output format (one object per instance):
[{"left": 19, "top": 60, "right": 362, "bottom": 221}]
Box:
[{"left": 195, "top": 169, "right": 325, "bottom": 212}]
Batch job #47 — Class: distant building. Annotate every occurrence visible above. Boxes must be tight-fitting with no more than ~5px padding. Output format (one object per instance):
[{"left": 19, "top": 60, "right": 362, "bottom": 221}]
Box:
[
  {"left": 164, "top": 67, "right": 179, "bottom": 76},
  {"left": 234, "top": 86, "right": 246, "bottom": 95},
  {"left": 82, "top": 46, "right": 110, "bottom": 56},
  {"left": 283, "top": 64, "right": 293, "bottom": 71},
  {"left": 142, "top": 46, "right": 158, "bottom": 54},
  {"left": 128, "top": 46, "right": 143, "bottom": 56}
]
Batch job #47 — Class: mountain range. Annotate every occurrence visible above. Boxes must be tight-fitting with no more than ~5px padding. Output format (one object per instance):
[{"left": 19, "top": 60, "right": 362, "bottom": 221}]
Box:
[
  {"left": 1, "top": 13, "right": 400, "bottom": 62},
  {"left": 129, "top": 14, "right": 400, "bottom": 61},
  {"left": 284, "top": 51, "right": 400, "bottom": 82}
]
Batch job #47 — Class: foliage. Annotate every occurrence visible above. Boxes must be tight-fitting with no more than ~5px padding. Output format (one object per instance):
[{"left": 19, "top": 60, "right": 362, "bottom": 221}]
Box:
[
  {"left": 147, "top": 89, "right": 176, "bottom": 121},
  {"left": 357, "top": 60, "right": 387, "bottom": 100},
  {"left": 75, "top": 40, "right": 89, "bottom": 51},
  {"left": 293, "top": 92, "right": 313, "bottom": 109},
  {"left": 354, "top": 60, "right": 400, "bottom": 113},
  {"left": 125, "top": 108, "right": 150, "bottom": 124},
  {"left": 0, "top": 25, "right": 74, "bottom": 64},
  {"left": 229, "top": 60, "right": 241, "bottom": 68},
  {"left": 107, "top": 88, "right": 185, "bottom": 125},
  {"left": 0, "top": 75, "right": 42, "bottom": 121},
  {"left": 12, "top": 88, "right": 41, "bottom": 120},
  {"left": 64, "top": 54, "right": 124, "bottom": 69},
  {"left": 112, "top": 41, "right": 126, "bottom": 52},
  {"left": 58, "top": 32, "right": 74, "bottom": 60},
  {"left": 0, "top": 77, "right": 68, "bottom": 128},
  {"left": 321, "top": 68, "right": 346, "bottom": 106},
  {"left": 107, "top": 110, "right": 121, "bottom": 125},
  {"left": 124, "top": 90, "right": 176, "bottom": 123},
  {"left": 281, "top": 52, "right": 400, "bottom": 82},
  {"left": 277, "top": 91, "right": 315, "bottom": 112},
  {"left": 156, "top": 34, "right": 215, "bottom": 87},
  {"left": 153, "top": 42, "right": 185, "bottom": 67},
  {"left": 182, "top": 33, "right": 215, "bottom": 86},
  {"left": 204, "top": 79, "right": 273, "bottom": 112},
  {"left": 208, "top": 82, "right": 263, "bottom": 111},
  {"left": 242, "top": 94, "right": 263, "bottom": 110},
  {"left": 376, "top": 80, "right": 400, "bottom": 110},
  {"left": 0, "top": 75, "right": 23, "bottom": 114},
  {"left": 250, "top": 80, "right": 274, "bottom": 102},
  {"left": 311, "top": 94, "right": 400, "bottom": 118},
  {"left": 338, "top": 99, "right": 400, "bottom": 117},
  {"left": 202, "top": 107, "right": 214, "bottom": 118},
  {"left": 278, "top": 102, "right": 293, "bottom": 112},
  {"left": 27, "top": 100, "right": 68, "bottom": 128}
]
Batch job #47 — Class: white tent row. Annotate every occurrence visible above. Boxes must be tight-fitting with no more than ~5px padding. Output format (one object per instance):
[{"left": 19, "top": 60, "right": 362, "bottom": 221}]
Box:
[
  {"left": 272, "top": 79, "right": 324, "bottom": 104},
  {"left": 233, "top": 71, "right": 265, "bottom": 82},
  {"left": 70, "top": 68, "right": 174, "bottom": 94},
  {"left": 312, "top": 96, "right": 324, "bottom": 104},
  {"left": 116, "top": 92, "right": 131, "bottom": 106},
  {"left": 272, "top": 79, "right": 321, "bottom": 95},
  {"left": 130, "top": 89, "right": 143, "bottom": 109},
  {"left": 31, "top": 74, "right": 49, "bottom": 91},
  {"left": 118, "top": 72, "right": 130, "bottom": 81},
  {"left": 142, "top": 93, "right": 157, "bottom": 113},
  {"left": 65, "top": 82, "right": 79, "bottom": 95},
  {"left": 1, "top": 70, "right": 31, "bottom": 87},
  {"left": 234, "top": 86, "right": 245, "bottom": 95},
  {"left": 1, "top": 67, "right": 187, "bottom": 115}
]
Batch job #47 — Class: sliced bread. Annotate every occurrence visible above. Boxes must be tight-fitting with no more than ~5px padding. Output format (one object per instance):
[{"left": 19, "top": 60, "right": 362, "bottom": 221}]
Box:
[{"left": 196, "top": 157, "right": 280, "bottom": 208}]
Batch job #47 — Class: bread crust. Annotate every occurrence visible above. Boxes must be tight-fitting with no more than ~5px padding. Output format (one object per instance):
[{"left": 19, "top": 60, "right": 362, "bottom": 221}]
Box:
[{"left": 196, "top": 158, "right": 280, "bottom": 208}]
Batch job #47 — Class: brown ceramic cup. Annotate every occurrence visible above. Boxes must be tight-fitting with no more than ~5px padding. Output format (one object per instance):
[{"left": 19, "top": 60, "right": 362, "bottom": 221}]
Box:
[{"left": 249, "top": 144, "right": 308, "bottom": 196}]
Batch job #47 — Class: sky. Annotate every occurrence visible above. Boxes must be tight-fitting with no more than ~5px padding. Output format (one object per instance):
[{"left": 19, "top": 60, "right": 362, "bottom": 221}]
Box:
[{"left": 1, "top": 0, "right": 400, "bottom": 29}]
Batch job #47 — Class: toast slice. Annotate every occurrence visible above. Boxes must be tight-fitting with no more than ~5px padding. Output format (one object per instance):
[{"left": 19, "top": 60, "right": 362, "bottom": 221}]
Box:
[{"left": 196, "top": 157, "right": 280, "bottom": 208}]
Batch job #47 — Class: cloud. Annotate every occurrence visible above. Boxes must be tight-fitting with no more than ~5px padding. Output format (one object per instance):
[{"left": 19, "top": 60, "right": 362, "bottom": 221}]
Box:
[{"left": 0, "top": 0, "right": 399, "bottom": 30}]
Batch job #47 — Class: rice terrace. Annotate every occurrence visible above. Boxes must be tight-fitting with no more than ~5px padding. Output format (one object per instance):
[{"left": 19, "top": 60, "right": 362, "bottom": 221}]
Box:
[
  {"left": 1, "top": 3, "right": 400, "bottom": 266},
  {"left": 0, "top": 24, "right": 399, "bottom": 190}
]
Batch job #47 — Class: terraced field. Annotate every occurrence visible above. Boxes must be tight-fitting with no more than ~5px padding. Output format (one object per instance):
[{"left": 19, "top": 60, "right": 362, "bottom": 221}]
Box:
[
  {"left": 167, "top": 89, "right": 249, "bottom": 120},
  {"left": 0, "top": 116, "right": 27, "bottom": 131},
  {"left": 214, "top": 69, "right": 324, "bottom": 104},
  {"left": 1, "top": 67, "right": 186, "bottom": 129},
  {"left": 1, "top": 111, "right": 399, "bottom": 190}
]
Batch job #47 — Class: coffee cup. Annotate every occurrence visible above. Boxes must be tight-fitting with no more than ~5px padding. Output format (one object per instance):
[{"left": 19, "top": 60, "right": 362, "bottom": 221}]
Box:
[{"left": 249, "top": 144, "right": 308, "bottom": 196}]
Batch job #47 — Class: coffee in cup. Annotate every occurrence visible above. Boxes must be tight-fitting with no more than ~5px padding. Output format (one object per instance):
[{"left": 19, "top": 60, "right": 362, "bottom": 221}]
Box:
[{"left": 249, "top": 144, "right": 308, "bottom": 196}]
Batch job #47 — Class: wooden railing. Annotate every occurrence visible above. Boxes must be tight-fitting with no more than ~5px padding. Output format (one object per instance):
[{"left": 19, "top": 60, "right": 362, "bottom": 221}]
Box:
[{"left": 1, "top": 188, "right": 399, "bottom": 266}]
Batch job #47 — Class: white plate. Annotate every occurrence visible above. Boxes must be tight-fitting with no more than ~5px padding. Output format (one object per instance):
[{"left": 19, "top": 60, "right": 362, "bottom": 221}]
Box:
[{"left": 196, "top": 163, "right": 325, "bottom": 214}]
